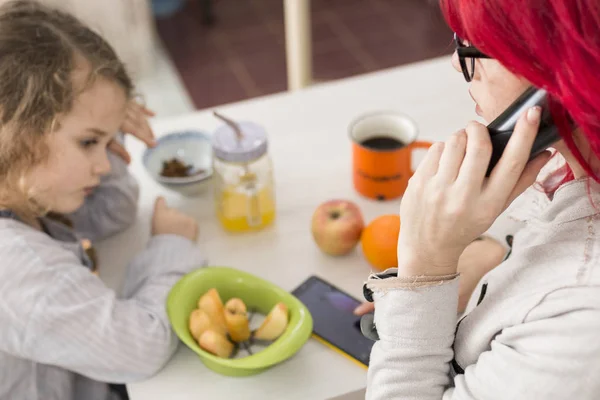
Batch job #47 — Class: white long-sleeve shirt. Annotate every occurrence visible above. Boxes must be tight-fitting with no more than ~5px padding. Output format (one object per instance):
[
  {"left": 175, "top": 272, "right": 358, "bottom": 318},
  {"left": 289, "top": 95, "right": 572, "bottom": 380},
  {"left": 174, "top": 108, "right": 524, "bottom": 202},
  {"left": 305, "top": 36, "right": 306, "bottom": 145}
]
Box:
[
  {"left": 365, "top": 178, "right": 600, "bottom": 399},
  {"left": 0, "top": 150, "right": 206, "bottom": 400}
]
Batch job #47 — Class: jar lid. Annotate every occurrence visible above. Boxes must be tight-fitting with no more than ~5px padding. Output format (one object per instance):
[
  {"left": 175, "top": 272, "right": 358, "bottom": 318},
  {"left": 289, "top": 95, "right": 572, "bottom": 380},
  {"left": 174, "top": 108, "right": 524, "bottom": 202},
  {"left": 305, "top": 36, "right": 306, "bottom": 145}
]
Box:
[{"left": 212, "top": 121, "right": 268, "bottom": 163}]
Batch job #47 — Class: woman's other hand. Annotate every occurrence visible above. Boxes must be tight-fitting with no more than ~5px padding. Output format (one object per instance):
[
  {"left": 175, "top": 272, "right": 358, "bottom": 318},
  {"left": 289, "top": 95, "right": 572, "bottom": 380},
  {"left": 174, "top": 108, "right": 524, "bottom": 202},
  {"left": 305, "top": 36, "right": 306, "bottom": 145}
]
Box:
[{"left": 456, "top": 236, "right": 506, "bottom": 313}]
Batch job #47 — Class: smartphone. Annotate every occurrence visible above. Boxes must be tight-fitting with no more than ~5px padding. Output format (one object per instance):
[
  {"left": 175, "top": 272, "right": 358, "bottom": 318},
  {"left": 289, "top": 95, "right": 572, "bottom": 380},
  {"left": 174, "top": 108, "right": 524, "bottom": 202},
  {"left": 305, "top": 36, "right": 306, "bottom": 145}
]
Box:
[
  {"left": 485, "top": 87, "right": 561, "bottom": 176},
  {"left": 291, "top": 276, "right": 374, "bottom": 368}
]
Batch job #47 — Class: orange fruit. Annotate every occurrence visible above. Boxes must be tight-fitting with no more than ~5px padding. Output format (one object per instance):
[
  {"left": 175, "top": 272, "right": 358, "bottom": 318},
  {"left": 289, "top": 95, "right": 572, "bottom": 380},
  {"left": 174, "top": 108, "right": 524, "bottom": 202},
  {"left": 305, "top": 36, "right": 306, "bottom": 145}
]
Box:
[{"left": 360, "top": 215, "right": 400, "bottom": 271}]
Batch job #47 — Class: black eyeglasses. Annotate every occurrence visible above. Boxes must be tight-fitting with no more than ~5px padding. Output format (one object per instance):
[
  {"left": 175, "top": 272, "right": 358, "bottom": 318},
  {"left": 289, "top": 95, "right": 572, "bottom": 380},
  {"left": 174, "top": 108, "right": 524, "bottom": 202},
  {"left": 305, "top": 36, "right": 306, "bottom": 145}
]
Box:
[{"left": 454, "top": 33, "right": 492, "bottom": 82}]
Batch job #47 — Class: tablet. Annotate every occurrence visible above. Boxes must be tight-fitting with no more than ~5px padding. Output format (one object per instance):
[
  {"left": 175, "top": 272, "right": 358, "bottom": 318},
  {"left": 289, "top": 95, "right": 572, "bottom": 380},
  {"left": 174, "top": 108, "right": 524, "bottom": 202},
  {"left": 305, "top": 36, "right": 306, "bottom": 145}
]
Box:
[{"left": 292, "top": 275, "right": 374, "bottom": 368}]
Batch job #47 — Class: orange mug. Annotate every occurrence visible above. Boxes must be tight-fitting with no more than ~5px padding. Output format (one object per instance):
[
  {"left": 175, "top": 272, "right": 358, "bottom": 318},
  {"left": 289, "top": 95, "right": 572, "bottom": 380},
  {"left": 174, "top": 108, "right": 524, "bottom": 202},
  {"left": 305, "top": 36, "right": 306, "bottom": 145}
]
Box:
[{"left": 349, "top": 111, "right": 432, "bottom": 201}]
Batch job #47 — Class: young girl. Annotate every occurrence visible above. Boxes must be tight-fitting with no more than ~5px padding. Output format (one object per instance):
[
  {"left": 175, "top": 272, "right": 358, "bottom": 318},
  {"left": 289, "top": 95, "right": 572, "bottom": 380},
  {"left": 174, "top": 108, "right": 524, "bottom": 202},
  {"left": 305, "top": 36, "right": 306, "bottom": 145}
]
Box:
[
  {"left": 0, "top": 1, "right": 204, "bottom": 399},
  {"left": 365, "top": 0, "right": 600, "bottom": 399}
]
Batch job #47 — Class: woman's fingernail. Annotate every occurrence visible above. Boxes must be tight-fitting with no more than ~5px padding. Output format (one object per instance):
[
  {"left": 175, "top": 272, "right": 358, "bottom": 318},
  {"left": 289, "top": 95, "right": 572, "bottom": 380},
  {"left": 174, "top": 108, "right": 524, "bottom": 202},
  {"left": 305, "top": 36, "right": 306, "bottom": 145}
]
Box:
[{"left": 527, "top": 106, "right": 542, "bottom": 124}]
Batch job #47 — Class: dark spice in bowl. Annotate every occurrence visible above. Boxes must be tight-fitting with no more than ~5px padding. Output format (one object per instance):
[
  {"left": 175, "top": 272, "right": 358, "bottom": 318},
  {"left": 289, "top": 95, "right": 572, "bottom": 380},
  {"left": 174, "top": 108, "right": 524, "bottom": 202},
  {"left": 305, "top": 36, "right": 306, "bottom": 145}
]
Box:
[{"left": 161, "top": 158, "right": 205, "bottom": 178}]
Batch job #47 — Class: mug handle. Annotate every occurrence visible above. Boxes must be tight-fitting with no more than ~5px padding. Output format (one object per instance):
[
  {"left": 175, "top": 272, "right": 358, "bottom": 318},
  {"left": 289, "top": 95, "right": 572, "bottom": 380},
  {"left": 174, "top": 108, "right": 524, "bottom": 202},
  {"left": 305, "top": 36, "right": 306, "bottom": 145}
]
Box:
[{"left": 409, "top": 141, "right": 433, "bottom": 175}]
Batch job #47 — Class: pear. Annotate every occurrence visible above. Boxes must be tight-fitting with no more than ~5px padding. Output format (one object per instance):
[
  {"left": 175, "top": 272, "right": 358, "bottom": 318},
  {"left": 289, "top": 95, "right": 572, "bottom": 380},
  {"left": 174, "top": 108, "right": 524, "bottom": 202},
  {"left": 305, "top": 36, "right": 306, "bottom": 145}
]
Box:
[
  {"left": 224, "top": 298, "right": 251, "bottom": 343},
  {"left": 198, "top": 330, "right": 234, "bottom": 358},
  {"left": 253, "top": 302, "right": 289, "bottom": 341},
  {"left": 188, "top": 308, "right": 215, "bottom": 342},
  {"left": 197, "top": 288, "right": 227, "bottom": 335}
]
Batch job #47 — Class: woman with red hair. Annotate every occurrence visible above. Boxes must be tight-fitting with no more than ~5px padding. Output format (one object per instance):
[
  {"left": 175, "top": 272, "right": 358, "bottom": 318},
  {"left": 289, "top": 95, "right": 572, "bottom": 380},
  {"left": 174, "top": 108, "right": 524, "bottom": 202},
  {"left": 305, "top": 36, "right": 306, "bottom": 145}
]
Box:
[{"left": 364, "top": 1, "right": 600, "bottom": 399}]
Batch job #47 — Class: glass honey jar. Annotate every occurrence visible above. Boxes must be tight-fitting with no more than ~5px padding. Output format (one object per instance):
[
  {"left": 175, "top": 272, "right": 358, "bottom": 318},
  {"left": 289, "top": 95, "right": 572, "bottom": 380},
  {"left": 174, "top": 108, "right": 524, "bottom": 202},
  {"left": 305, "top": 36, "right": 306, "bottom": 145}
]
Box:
[{"left": 212, "top": 121, "right": 276, "bottom": 232}]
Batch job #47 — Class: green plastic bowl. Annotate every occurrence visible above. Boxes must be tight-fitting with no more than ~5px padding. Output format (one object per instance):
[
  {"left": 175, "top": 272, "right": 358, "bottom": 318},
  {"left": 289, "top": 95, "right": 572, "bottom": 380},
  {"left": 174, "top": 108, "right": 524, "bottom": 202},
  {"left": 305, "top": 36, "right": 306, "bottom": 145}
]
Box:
[{"left": 167, "top": 266, "right": 313, "bottom": 376}]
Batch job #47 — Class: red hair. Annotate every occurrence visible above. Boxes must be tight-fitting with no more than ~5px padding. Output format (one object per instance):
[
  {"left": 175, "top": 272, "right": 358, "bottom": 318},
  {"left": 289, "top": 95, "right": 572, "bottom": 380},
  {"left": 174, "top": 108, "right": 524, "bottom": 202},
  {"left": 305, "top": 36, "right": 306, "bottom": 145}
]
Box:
[{"left": 440, "top": 0, "right": 600, "bottom": 189}]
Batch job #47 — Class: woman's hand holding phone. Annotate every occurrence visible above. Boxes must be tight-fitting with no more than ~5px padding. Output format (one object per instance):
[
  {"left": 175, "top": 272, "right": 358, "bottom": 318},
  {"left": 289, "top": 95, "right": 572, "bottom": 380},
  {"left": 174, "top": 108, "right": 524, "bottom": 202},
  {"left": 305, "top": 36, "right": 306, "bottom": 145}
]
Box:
[{"left": 395, "top": 107, "right": 551, "bottom": 278}]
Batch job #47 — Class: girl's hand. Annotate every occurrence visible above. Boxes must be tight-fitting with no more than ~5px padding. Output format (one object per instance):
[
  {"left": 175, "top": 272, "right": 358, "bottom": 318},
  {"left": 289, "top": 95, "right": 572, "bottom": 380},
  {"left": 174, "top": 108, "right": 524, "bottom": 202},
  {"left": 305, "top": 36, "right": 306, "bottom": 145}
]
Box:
[
  {"left": 152, "top": 197, "right": 199, "bottom": 242},
  {"left": 397, "top": 106, "right": 551, "bottom": 277},
  {"left": 108, "top": 99, "right": 157, "bottom": 163}
]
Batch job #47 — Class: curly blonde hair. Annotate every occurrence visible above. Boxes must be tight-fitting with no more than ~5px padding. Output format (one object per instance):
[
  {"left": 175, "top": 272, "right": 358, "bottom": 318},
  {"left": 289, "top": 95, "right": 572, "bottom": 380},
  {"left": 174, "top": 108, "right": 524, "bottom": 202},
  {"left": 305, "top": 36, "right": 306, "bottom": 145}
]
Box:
[{"left": 0, "top": 0, "right": 134, "bottom": 222}]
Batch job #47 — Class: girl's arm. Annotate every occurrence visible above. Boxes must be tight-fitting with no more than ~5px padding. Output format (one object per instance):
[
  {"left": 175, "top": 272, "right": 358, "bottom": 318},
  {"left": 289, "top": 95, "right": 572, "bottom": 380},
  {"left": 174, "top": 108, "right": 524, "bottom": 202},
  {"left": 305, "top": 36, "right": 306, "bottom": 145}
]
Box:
[{"left": 0, "top": 232, "right": 205, "bottom": 383}]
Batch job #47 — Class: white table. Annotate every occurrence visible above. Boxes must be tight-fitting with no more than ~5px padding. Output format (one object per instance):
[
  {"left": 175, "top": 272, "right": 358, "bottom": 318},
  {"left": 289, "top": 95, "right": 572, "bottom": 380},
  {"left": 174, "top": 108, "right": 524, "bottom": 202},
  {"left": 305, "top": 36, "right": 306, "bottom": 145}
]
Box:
[{"left": 97, "top": 56, "right": 479, "bottom": 400}]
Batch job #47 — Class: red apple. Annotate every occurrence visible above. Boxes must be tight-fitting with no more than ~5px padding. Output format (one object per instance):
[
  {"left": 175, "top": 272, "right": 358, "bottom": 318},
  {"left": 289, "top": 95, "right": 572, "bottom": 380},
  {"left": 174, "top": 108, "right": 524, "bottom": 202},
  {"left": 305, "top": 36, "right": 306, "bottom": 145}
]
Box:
[{"left": 311, "top": 200, "right": 365, "bottom": 256}]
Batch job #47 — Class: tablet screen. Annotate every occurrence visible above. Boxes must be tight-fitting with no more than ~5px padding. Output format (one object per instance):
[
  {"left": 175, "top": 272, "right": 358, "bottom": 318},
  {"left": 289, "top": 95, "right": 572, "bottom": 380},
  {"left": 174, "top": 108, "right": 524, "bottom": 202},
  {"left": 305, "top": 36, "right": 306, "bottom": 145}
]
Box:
[{"left": 292, "top": 276, "right": 374, "bottom": 366}]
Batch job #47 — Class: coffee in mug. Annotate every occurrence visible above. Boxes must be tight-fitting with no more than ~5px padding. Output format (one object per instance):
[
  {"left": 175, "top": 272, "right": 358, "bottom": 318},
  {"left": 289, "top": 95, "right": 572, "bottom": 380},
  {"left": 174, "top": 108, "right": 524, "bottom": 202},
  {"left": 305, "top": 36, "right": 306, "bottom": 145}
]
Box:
[{"left": 360, "top": 136, "right": 406, "bottom": 150}]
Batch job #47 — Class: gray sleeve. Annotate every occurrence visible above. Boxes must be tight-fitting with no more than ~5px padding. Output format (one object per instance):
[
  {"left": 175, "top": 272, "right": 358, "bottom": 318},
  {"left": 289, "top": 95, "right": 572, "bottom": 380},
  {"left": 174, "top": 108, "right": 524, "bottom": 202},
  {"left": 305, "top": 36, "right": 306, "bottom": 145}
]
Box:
[
  {"left": 365, "top": 276, "right": 459, "bottom": 400},
  {"left": 1, "top": 234, "right": 206, "bottom": 383},
  {"left": 68, "top": 139, "right": 140, "bottom": 242},
  {"left": 366, "top": 279, "right": 600, "bottom": 399}
]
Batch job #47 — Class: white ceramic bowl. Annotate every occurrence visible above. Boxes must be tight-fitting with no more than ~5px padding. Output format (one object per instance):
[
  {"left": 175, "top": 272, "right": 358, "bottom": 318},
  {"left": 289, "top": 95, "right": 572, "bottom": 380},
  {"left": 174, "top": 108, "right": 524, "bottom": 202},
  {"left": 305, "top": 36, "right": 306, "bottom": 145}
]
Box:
[{"left": 143, "top": 130, "right": 213, "bottom": 197}]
